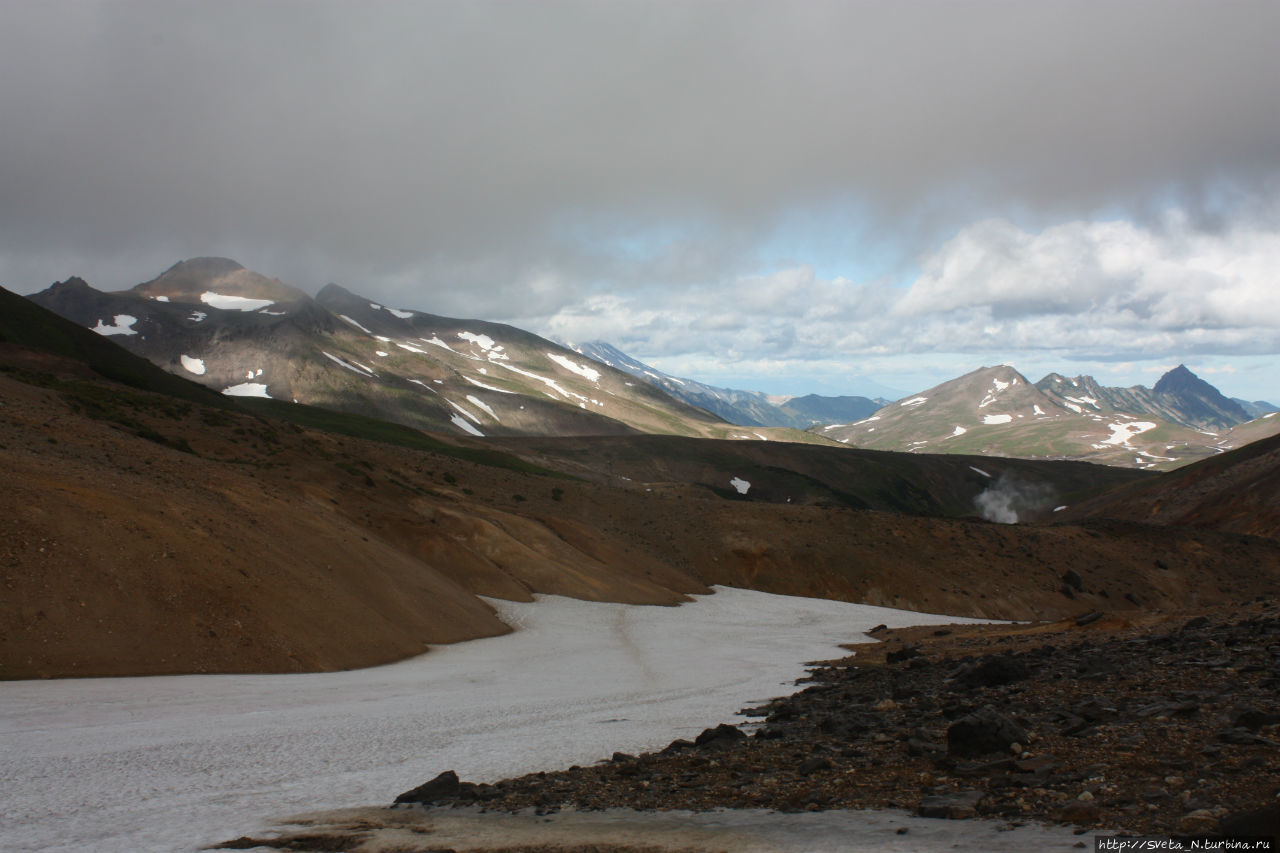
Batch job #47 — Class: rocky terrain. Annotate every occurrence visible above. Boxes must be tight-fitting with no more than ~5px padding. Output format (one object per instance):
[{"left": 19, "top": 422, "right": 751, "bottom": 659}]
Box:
[{"left": 216, "top": 604, "right": 1280, "bottom": 851}]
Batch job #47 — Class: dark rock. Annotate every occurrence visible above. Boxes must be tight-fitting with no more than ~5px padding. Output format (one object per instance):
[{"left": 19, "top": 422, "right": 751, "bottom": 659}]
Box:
[
  {"left": 1075, "top": 611, "right": 1103, "bottom": 627},
  {"left": 610, "top": 752, "right": 636, "bottom": 763},
  {"left": 1124, "top": 592, "right": 1140, "bottom": 606},
  {"left": 1231, "top": 706, "right": 1280, "bottom": 730},
  {"left": 886, "top": 645, "right": 921, "bottom": 663},
  {"left": 1062, "top": 569, "right": 1084, "bottom": 590},
  {"left": 694, "top": 723, "right": 746, "bottom": 749},
  {"left": 661, "top": 738, "right": 695, "bottom": 754},
  {"left": 952, "top": 654, "right": 1031, "bottom": 689},
  {"left": 395, "top": 770, "right": 462, "bottom": 805},
  {"left": 947, "top": 706, "right": 1029, "bottom": 758},
  {"left": 868, "top": 624, "right": 888, "bottom": 634},
  {"left": 1058, "top": 799, "right": 1101, "bottom": 824},
  {"left": 797, "top": 756, "right": 832, "bottom": 775},
  {"left": 917, "top": 790, "right": 985, "bottom": 819},
  {"left": 1218, "top": 727, "right": 1280, "bottom": 746},
  {"left": 1219, "top": 803, "right": 1280, "bottom": 838}
]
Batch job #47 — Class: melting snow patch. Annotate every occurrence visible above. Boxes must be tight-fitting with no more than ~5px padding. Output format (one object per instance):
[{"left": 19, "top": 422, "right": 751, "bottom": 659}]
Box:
[
  {"left": 1065, "top": 395, "right": 1100, "bottom": 409},
  {"left": 983, "top": 414, "right": 1013, "bottom": 425},
  {"left": 258, "top": 309, "right": 287, "bottom": 316},
  {"left": 969, "top": 466, "right": 991, "bottom": 478},
  {"left": 321, "top": 351, "right": 375, "bottom": 378},
  {"left": 450, "top": 413, "right": 484, "bottom": 437},
  {"left": 458, "top": 331, "right": 497, "bottom": 351},
  {"left": 900, "top": 396, "right": 927, "bottom": 407},
  {"left": 424, "top": 336, "right": 460, "bottom": 354},
  {"left": 1102, "top": 421, "right": 1157, "bottom": 446},
  {"left": 222, "top": 382, "right": 271, "bottom": 398},
  {"left": 1033, "top": 404, "right": 1045, "bottom": 415},
  {"left": 91, "top": 315, "right": 139, "bottom": 336},
  {"left": 374, "top": 335, "right": 391, "bottom": 342},
  {"left": 1054, "top": 505, "right": 1068, "bottom": 512},
  {"left": 447, "top": 399, "right": 483, "bottom": 424},
  {"left": 951, "top": 425, "right": 967, "bottom": 436},
  {"left": 154, "top": 295, "right": 169, "bottom": 302},
  {"left": 388, "top": 308, "right": 414, "bottom": 319},
  {"left": 338, "top": 314, "right": 373, "bottom": 335},
  {"left": 465, "top": 395, "right": 498, "bottom": 420},
  {"left": 1063, "top": 402, "right": 1083, "bottom": 414},
  {"left": 547, "top": 352, "right": 602, "bottom": 383},
  {"left": 375, "top": 351, "right": 389, "bottom": 357},
  {"left": 179, "top": 355, "right": 206, "bottom": 375},
  {"left": 200, "top": 291, "right": 274, "bottom": 311},
  {"left": 992, "top": 378, "right": 1009, "bottom": 391},
  {"left": 730, "top": 477, "right": 751, "bottom": 495},
  {"left": 753, "top": 432, "right": 769, "bottom": 441},
  {"left": 397, "top": 342, "right": 428, "bottom": 355}
]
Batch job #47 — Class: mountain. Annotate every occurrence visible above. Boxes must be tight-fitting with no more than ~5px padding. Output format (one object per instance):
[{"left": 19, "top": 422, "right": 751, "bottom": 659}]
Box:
[
  {"left": 567, "top": 340, "right": 884, "bottom": 429},
  {"left": 820, "top": 364, "right": 1280, "bottom": 470},
  {"left": 9, "top": 287, "right": 1280, "bottom": 679},
  {"left": 1036, "top": 365, "right": 1250, "bottom": 431},
  {"left": 1060, "top": 428, "right": 1280, "bottom": 540},
  {"left": 26, "top": 259, "right": 826, "bottom": 444},
  {"left": 1234, "top": 398, "right": 1280, "bottom": 419}
]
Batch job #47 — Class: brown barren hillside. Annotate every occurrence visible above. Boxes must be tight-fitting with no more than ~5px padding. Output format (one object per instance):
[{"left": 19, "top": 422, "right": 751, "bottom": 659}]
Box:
[
  {"left": 1059, "top": 430, "right": 1280, "bottom": 539},
  {"left": 5, "top": 330, "right": 1280, "bottom": 679}
]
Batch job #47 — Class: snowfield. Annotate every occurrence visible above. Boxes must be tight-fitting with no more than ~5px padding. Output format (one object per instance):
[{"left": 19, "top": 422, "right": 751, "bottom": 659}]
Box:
[{"left": 0, "top": 589, "right": 1009, "bottom": 853}]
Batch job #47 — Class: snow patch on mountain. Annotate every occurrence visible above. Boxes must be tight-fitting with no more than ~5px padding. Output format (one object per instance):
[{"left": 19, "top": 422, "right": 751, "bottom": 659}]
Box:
[
  {"left": 900, "top": 397, "right": 927, "bottom": 407},
  {"left": 952, "top": 425, "right": 967, "bottom": 436},
  {"left": 338, "top": 314, "right": 373, "bottom": 335},
  {"left": 322, "top": 351, "right": 375, "bottom": 378},
  {"left": 730, "top": 477, "right": 751, "bottom": 495},
  {"left": 547, "top": 353, "right": 601, "bottom": 383},
  {"left": 464, "top": 376, "right": 516, "bottom": 394},
  {"left": 450, "top": 414, "right": 484, "bottom": 436},
  {"left": 458, "top": 331, "right": 497, "bottom": 351},
  {"left": 466, "top": 395, "right": 498, "bottom": 420},
  {"left": 179, "top": 355, "right": 206, "bottom": 375},
  {"left": 91, "top": 315, "right": 138, "bottom": 336},
  {"left": 222, "top": 382, "right": 271, "bottom": 398},
  {"left": 1102, "top": 421, "right": 1157, "bottom": 446},
  {"left": 387, "top": 308, "right": 414, "bottom": 319},
  {"left": 983, "top": 414, "right": 1013, "bottom": 425},
  {"left": 200, "top": 291, "right": 274, "bottom": 311}
]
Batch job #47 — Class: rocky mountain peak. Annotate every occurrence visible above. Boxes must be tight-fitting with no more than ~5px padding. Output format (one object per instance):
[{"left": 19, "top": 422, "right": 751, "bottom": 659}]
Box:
[{"left": 1153, "top": 364, "right": 1203, "bottom": 394}]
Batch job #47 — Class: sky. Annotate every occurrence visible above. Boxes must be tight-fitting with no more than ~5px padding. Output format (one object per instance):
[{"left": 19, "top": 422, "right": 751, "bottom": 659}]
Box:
[{"left": 2, "top": 0, "right": 1279, "bottom": 402}]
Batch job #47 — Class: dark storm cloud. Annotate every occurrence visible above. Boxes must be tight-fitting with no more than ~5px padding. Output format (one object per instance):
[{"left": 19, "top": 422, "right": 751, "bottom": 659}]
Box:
[{"left": 3, "top": 0, "right": 1278, "bottom": 304}]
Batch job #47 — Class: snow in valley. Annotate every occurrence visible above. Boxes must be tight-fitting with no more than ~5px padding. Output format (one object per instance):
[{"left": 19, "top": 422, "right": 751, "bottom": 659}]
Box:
[{"left": 2, "top": 589, "right": 1099, "bottom": 853}]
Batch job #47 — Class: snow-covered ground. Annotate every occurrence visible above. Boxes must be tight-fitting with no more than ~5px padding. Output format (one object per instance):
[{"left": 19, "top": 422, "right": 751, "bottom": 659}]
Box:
[{"left": 1, "top": 588, "right": 1067, "bottom": 852}]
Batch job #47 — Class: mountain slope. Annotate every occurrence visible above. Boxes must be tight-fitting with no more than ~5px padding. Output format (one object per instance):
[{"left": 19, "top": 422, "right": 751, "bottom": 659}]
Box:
[
  {"left": 568, "top": 340, "right": 883, "bottom": 428},
  {"left": 27, "top": 259, "right": 826, "bottom": 442},
  {"left": 823, "top": 365, "right": 1274, "bottom": 470},
  {"left": 1037, "top": 365, "right": 1250, "bottom": 431},
  {"left": 10, "top": 292, "right": 1280, "bottom": 679},
  {"left": 1060, "top": 429, "right": 1280, "bottom": 540}
]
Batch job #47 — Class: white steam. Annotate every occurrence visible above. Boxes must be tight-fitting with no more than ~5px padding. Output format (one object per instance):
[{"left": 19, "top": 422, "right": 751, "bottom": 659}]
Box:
[{"left": 974, "top": 475, "right": 1056, "bottom": 524}]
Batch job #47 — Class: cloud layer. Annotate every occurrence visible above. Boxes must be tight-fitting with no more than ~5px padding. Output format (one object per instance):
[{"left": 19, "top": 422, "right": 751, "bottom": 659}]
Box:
[{"left": 2, "top": 1, "right": 1279, "bottom": 397}]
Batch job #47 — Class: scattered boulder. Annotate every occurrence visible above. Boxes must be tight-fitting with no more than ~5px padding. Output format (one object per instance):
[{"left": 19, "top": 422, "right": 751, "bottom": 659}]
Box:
[
  {"left": 1062, "top": 569, "right": 1084, "bottom": 591},
  {"left": 694, "top": 723, "right": 746, "bottom": 750},
  {"left": 951, "top": 654, "right": 1031, "bottom": 689},
  {"left": 395, "top": 770, "right": 461, "bottom": 805},
  {"left": 947, "top": 706, "right": 1030, "bottom": 758}
]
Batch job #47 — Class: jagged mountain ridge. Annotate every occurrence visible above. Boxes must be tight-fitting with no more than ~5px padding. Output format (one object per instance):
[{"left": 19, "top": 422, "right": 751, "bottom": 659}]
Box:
[
  {"left": 566, "top": 340, "right": 884, "bottom": 429},
  {"left": 26, "top": 259, "right": 826, "bottom": 443},
  {"left": 1037, "top": 365, "right": 1250, "bottom": 432},
  {"left": 819, "top": 364, "right": 1280, "bottom": 470}
]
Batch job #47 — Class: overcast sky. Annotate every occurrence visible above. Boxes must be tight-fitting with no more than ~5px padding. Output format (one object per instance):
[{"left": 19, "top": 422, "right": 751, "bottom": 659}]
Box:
[{"left": 3, "top": 1, "right": 1279, "bottom": 401}]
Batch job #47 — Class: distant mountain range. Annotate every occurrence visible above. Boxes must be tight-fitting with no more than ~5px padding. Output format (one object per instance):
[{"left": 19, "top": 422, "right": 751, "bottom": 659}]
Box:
[
  {"left": 565, "top": 340, "right": 887, "bottom": 429},
  {"left": 820, "top": 364, "right": 1278, "bottom": 470},
  {"left": 22, "top": 256, "right": 1279, "bottom": 470},
  {"left": 26, "top": 258, "right": 826, "bottom": 444}
]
